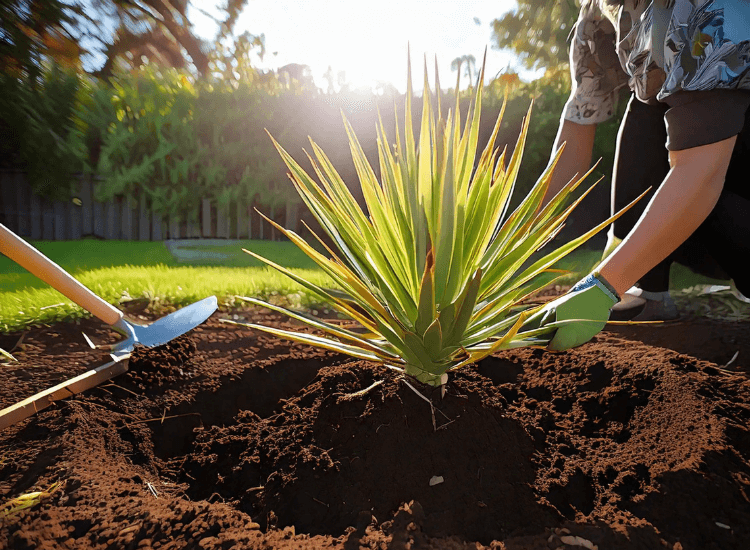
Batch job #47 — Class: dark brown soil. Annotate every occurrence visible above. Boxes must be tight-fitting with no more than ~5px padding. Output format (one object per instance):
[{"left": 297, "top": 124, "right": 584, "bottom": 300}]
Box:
[{"left": 1, "top": 307, "right": 749, "bottom": 550}]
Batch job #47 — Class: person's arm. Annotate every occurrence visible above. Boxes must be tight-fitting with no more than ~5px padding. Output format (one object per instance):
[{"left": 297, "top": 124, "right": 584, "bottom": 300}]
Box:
[
  {"left": 541, "top": 119, "right": 597, "bottom": 207},
  {"left": 523, "top": 134, "right": 737, "bottom": 351},
  {"left": 598, "top": 135, "right": 737, "bottom": 295},
  {"left": 541, "top": 3, "right": 624, "bottom": 207}
]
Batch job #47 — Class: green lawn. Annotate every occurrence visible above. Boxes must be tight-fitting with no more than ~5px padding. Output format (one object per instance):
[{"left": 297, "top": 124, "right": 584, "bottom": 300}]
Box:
[
  {"left": 0, "top": 239, "right": 329, "bottom": 333},
  {"left": 1, "top": 238, "right": 320, "bottom": 290},
  {"left": 1, "top": 238, "right": 734, "bottom": 334}
]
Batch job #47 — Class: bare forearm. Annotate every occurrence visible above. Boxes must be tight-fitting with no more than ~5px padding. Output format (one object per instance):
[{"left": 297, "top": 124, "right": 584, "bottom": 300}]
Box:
[
  {"left": 598, "top": 136, "right": 737, "bottom": 295},
  {"left": 542, "top": 119, "right": 597, "bottom": 207}
]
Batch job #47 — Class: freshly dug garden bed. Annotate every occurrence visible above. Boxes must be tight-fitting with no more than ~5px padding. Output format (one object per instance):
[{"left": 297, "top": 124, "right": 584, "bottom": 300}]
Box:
[{"left": 1, "top": 307, "right": 749, "bottom": 549}]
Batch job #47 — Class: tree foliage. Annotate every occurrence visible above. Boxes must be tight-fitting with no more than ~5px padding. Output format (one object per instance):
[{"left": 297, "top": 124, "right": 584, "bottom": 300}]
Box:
[
  {"left": 450, "top": 54, "right": 477, "bottom": 84},
  {"left": 90, "top": 0, "right": 215, "bottom": 77},
  {"left": 0, "top": 62, "right": 86, "bottom": 198},
  {"left": 0, "top": 0, "right": 87, "bottom": 81},
  {"left": 491, "top": 0, "right": 579, "bottom": 72},
  {"left": 0, "top": 0, "right": 258, "bottom": 79}
]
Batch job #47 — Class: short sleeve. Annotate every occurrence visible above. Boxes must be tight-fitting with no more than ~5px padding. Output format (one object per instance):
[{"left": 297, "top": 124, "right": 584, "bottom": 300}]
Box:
[
  {"left": 562, "top": 5, "right": 629, "bottom": 125},
  {"left": 663, "top": 90, "right": 750, "bottom": 150}
]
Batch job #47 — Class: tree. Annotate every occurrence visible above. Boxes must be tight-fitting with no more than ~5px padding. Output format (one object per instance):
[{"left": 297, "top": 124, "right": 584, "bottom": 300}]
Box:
[
  {"left": 0, "top": 0, "right": 88, "bottom": 82},
  {"left": 491, "top": 0, "right": 579, "bottom": 72},
  {"left": 0, "top": 1, "right": 91, "bottom": 191},
  {"left": 0, "top": 1, "right": 254, "bottom": 79},
  {"left": 451, "top": 54, "right": 477, "bottom": 85},
  {"left": 323, "top": 65, "right": 335, "bottom": 94},
  {"left": 209, "top": 29, "right": 267, "bottom": 86},
  {"left": 88, "top": 0, "right": 249, "bottom": 78},
  {"left": 91, "top": 0, "right": 199, "bottom": 77}
]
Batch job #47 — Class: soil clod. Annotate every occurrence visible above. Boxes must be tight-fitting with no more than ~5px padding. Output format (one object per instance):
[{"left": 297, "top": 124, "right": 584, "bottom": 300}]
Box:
[{"left": 1, "top": 309, "right": 749, "bottom": 549}]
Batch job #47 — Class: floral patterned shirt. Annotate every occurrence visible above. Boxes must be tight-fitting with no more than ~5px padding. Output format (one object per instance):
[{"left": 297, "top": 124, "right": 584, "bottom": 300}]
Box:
[{"left": 563, "top": 0, "right": 750, "bottom": 126}]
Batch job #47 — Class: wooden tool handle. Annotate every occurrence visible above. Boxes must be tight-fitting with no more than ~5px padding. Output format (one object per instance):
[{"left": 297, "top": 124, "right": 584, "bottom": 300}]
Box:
[
  {"left": 0, "top": 224, "right": 123, "bottom": 326},
  {"left": 0, "top": 357, "right": 130, "bottom": 431}
]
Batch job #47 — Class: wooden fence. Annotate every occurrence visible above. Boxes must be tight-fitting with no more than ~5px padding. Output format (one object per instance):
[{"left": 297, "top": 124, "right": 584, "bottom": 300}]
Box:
[{"left": 0, "top": 171, "right": 300, "bottom": 241}]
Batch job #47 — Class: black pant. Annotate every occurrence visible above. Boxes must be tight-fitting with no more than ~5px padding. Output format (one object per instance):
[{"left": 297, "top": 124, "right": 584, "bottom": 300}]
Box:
[{"left": 611, "top": 95, "right": 750, "bottom": 295}]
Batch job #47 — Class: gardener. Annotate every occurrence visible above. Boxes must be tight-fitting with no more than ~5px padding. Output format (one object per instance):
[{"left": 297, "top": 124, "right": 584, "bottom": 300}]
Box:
[{"left": 530, "top": 0, "right": 750, "bottom": 350}]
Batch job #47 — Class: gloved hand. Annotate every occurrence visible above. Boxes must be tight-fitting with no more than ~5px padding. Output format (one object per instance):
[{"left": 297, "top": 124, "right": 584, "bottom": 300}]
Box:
[{"left": 524, "top": 273, "right": 620, "bottom": 351}]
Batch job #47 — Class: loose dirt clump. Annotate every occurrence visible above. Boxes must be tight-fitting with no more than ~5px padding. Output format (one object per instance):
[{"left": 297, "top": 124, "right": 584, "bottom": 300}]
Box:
[
  {"left": 1, "top": 308, "right": 749, "bottom": 549},
  {"left": 126, "top": 335, "right": 198, "bottom": 390}
]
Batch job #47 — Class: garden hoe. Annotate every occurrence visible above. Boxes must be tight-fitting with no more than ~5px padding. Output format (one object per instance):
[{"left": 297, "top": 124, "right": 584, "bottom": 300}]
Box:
[{"left": 0, "top": 223, "right": 217, "bottom": 430}]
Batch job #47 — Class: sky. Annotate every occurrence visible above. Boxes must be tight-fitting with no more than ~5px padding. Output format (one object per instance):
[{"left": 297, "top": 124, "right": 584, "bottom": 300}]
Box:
[{"left": 188, "top": 0, "right": 543, "bottom": 92}]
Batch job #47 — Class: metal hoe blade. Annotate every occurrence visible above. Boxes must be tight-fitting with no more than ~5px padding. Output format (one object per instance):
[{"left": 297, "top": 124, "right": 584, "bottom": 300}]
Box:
[{"left": 110, "top": 296, "right": 218, "bottom": 359}]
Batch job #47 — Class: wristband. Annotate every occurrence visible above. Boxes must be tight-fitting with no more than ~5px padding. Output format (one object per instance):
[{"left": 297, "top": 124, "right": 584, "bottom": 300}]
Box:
[{"left": 571, "top": 273, "right": 620, "bottom": 303}]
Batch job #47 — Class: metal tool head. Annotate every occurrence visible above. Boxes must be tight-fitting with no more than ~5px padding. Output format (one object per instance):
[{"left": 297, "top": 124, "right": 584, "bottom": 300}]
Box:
[{"left": 110, "top": 296, "right": 218, "bottom": 359}]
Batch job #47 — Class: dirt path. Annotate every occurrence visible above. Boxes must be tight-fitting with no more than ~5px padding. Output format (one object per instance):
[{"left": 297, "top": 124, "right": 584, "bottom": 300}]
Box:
[{"left": 1, "top": 308, "right": 749, "bottom": 549}]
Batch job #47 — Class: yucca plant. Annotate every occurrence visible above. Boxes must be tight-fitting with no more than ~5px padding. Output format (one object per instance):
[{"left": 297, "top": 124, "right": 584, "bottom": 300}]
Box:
[{"left": 231, "top": 55, "right": 619, "bottom": 387}]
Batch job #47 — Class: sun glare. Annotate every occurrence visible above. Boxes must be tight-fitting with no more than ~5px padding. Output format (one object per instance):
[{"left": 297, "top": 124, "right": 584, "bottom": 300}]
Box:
[{"left": 193, "top": 1, "right": 531, "bottom": 93}]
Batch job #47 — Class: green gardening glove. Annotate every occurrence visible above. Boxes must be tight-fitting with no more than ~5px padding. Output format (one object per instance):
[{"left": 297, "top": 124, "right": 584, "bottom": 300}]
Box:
[{"left": 524, "top": 273, "right": 620, "bottom": 351}]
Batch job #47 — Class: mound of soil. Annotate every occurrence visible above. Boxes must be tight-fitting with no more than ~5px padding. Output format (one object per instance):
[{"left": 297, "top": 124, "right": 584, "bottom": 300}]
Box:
[{"left": 1, "top": 308, "right": 749, "bottom": 549}]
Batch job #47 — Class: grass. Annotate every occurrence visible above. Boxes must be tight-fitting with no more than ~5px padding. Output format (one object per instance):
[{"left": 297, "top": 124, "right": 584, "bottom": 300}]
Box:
[
  {"left": 0, "top": 238, "right": 331, "bottom": 333},
  {"left": 168, "top": 241, "right": 321, "bottom": 268},
  {"left": 0, "top": 238, "right": 320, "bottom": 291},
  {"left": 2, "top": 237, "right": 735, "bottom": 334}
]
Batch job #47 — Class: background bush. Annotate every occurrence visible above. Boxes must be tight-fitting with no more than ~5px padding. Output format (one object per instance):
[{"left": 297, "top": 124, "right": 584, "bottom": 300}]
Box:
[
  {"left": 1, "top": 58, "right": 626, "bottom": 236},
  {"left": 0, "top": 63, "right": 85, "bottom": 200}
]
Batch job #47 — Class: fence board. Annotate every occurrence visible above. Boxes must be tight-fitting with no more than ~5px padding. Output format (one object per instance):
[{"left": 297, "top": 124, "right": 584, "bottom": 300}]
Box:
[
  {"left": 285, "top": 202, "right": 298, "bottom": 235},
  {"left": 250, "top": 199, "right": 261, "bottom": 239},
  {"left": 55, "top": 202, "right": 67, "bottom": 240},
  {"left": 69, "top": 200, "right": 82, "bottom": 240},
  {"left": 1, "top": 172, "right": 300, "bottom": 242},
  {"left": 267, "top": 206, "right": 274, "bottom": 241},
  {"left": 30, "top": 192, "right": 42, "bottom": 239},
  {"left": 81, "top": 176, "right": 93, "bottom": 236},
  {"left": 276, "top": 206, "right": 284, "bottom": 240},
  {"left": 217, "top": 204, "right": 229, "bottom": 238},
  {"left": 15, "top": 173, "right": 30, "bottom": 236},
  {"left": 236, "top": 203, "right": 248, "bottom": 239},
  {"left": 202, "top": 199, "right": 211, "bottom": 237},
  {"left": 121, "top": 196, "right": 134, "bottom": 240},
  {"left": 139, "top": 195, "right": 150, "bottom": 241},
  {"left": 104, "top": 201, "right": 119, "bottom": 240},
  {"left": 92, "top": 201, "right": 104, "bottom": 238},
  {"left": 187, "top": 215, "right": 200, "bottom": 238},
  {"left": 250, "top": 203, "right": 258, "bottom": 239},
  {"left": 168, "top": 215, "right": 180, "bottom": 239},
  {"left": 1, "top": 174, "right": 16, "bottom": 230},
  {"left": 152, "top": 212, "right": 163, "bottom": 241},
  {"left": 42, "top": 199, "right": 54, "bottom": 240}
]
